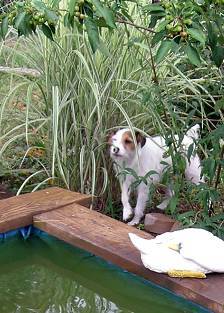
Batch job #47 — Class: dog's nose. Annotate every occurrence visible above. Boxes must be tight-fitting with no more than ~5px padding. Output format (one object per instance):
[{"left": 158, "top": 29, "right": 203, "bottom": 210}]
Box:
[{"left": 112, "top": 147, "right": 120, "bottom": 154}]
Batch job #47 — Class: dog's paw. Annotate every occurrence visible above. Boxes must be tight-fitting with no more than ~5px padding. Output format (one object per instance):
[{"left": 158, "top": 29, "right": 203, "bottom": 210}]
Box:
[
  {"left": 123, "top": 207, "right": 133, "bottom": 221},
  {"left": 128, "top": 215, "right": 141, "bottom": 226},
  {"left": 157, "top": 198, "right": 170, "bottom": 210}
]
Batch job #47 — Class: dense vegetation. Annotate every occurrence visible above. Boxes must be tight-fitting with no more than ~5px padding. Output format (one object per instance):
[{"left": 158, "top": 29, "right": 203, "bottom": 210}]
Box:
[{"left": 0, "top": 0, "right": 223, "bottom": 237}]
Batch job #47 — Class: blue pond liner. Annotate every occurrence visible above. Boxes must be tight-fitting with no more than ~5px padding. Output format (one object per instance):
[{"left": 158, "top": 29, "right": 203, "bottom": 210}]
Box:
[
  {"left": 0, "top": 226, "right": 212, "bottom": 313},
  {"left": 0, "top": 225, "right": 49, "bottom": 241}
]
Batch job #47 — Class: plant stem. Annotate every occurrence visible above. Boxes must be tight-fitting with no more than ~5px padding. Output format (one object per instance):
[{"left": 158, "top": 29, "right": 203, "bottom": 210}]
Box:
[
  {"left": 214, "top": 145, "right": 224, "bottom": 189},
  {"left": 148, "top": 44, "right": 159, "bottom": 84},
  {"left": 116, "top": 18, "right": 156, "bottom": 34}
]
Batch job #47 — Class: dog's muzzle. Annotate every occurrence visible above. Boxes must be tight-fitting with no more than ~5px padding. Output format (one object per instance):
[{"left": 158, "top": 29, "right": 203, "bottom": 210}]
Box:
[{"left": 112, "top": 146, "right": 120, "bottom": 154}]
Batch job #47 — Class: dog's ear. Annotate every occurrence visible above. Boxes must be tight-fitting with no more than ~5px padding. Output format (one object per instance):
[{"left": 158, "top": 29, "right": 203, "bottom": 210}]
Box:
[{"left": 135, "top": 132, "right": 146, "bottom": 148}]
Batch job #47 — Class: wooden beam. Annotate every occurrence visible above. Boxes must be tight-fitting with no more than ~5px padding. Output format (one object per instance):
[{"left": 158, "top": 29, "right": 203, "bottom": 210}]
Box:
[
  {"left": 34, "top": 203, "right": 224, "bottom": 313},
  {"left": 0, "top": 187, "right": 223, "bottom": 312},
  {"left": 0, "top": 187, "right": 91, "bottom": 233}
]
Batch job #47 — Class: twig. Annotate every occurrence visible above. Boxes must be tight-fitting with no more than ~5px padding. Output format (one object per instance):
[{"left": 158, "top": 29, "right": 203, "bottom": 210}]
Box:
[
  {"left": 0, "top": 66, "right": 41, "bottom": 77},
  {"left": 148, "top": 43, "right": 159, "bottom": 84},
  {"left": 116, "top": 18, "right": 156, "bottom": 34},
  {"left": 214, "top": 144, "right": 224, "bottom": 189}
]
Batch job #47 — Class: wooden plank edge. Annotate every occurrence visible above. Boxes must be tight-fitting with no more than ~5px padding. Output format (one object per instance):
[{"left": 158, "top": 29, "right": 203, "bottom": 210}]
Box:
[
  {"left": 33, "top": 218, "right": 221, "bottom": 313},
  {"left": 0, "top": 188, "right": 92, "bottom": 233}
]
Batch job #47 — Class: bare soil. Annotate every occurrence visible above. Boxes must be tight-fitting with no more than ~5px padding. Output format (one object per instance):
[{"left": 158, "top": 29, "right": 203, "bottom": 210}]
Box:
[{"left": 0, "top": 183, "right": 14, "bottom": 200}]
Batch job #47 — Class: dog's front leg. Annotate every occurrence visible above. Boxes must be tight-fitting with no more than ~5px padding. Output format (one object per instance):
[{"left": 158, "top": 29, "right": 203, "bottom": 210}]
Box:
[
  {"left": 128, "top": 183, "right": 148, "bottom": 226},
  {"left": 122, "top": 178, "right": 133, "bottom": 221},
  {"left": 157, "top": 187, "right": 173, "bottom": 210}
]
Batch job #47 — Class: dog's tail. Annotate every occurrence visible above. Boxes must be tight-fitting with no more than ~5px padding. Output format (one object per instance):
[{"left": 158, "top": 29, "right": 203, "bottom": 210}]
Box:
[{"left": 186, "top": 124, "right": 200, "bottom": 140}]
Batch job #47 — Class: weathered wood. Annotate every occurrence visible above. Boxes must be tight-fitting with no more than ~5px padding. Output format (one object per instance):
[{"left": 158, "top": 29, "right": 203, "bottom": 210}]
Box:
[
  {"left": 0, "top": 66, "right": 41, "bottom": 77},
  {"left": 0, "top": 187, "right": 91, "bottom": 233},
  {"left": 34, "top": 203, "right": 224, "bottom": 313},
  {"left": 0, "top": 187, "right": 223, "bottom": 312}
]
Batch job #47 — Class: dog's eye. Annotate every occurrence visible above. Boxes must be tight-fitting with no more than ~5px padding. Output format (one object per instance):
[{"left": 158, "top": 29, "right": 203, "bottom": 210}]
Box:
[{"left": 124, "top": 139, "right": 133, "bottom": 144}]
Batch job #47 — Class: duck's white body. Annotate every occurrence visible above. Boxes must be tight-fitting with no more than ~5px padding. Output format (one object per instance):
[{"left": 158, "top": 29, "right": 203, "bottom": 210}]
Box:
[{"left": 129, "top": 228, "right": 224, "bottom": 274}]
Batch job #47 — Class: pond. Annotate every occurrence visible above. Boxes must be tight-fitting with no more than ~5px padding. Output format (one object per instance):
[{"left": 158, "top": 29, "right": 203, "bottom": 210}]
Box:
[{"left": 0, "top": 231, "right": 210, "bottom": 313}]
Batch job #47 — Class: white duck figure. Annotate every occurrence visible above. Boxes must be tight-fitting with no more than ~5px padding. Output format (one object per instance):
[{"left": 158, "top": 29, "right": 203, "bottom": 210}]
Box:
[{"left": 129, "top": 228, "right": 224, "bottom": 278}]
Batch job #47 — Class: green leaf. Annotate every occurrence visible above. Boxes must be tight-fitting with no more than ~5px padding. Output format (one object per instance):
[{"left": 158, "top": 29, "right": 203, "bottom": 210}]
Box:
[
  {"left": 215, "top": 97, "right": 224, "bottom": 111},
  {"left": 143, "top": 4, "right": 165, "bottom": 12},
  {"left": 133, "top": 42, "right": 149, "bottom": 51},
  {"left": 178, "top": 210, "right": 195, "bottom": 221},
  {"left": 187, "top": 28, "right": 206, "bottom": 44},
  {"left": 127, "top": 37, "right": 142, "bottom": 48},
  {"left": 212, "top": 45, "right": 224, "bottom": 68},
  {"left": 215, "top": 16, "right": 224, "bottom": 39},
  {"left": 85, "top": 17, "right": 100, "bottom": 53},
  {"left": 121, "top": 8, "right": 134, "bottom": 22},
  {"left": 45, "top": 9, "right": 59, "bottom": 24},
  {"left": 32, "top": 0, "right": 46, "bottom": 11},
  {"left": 14, "top": 12, "right": 26, "bottom": 29},
  {"left": 202, "top": 158, "right": 217, "bottom": 181},
  {"left": 64, "top": 12, "right": 74, "bottom": 28},
  {"left": 167, "top": 196, "right": 178, "bottom": 214},
  {"left": 156, "top": 19, "right": 169, "bottom": 32},
  {"left": 64, "top": 13, "right": 70, "bottom": 27},
  {"left": 91, "top": 0, "right": 116, "bottom": 28},
  {"left": 151, "top": 30, "right": 166, "bottom": 46},
  {"left": 48, "top": 23, "right": 56, "bottom": 34},
  {"left": 1, "top": 16, "right": 8, "bottom": 39},
  {"left": 16, "top": 1, "right": 25, "bottom": 8},
  {"left": 144, "top": 170, "right": 159, "bottom": 180},
  {"left": 41, "top": 24, "right": 54, "bottom": 40},
  {"left": 17, "top": 14, "right": 32, "bottom": 36},
  {"left": 148, "top": 15, "right": 159, "bottom": 28},
  {"left": 51, "top": 0, "right": 61, "bottom": 7},
  {"left": 68, "top": 0, "right": 78, "bottom": 15},
  {"left": 96, "top": 17, "right": 108, "bottom": 28},
  {"left": 185, "top": 44, "right": 201, "bottom": 66},
  {"left": 151, "top": 12, "right": 166, "bottom": 17},
  {"left": 187, "top": 143, "right": 194, "bottom": 162},
  {"left": 207, "top": 22, "right": 217, "bottom": 48},
  {"left": 155, "top": 40, "right": 173, "bottom": 64}
]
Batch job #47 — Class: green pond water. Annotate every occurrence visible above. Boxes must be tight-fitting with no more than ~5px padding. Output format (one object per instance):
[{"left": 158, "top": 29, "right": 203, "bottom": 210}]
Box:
[{"left": 0, "top": 233, "right": 209, "bottom": 313}]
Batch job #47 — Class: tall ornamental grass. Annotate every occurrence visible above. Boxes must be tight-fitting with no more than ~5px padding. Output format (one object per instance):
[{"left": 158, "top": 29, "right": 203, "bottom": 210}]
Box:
[
  {"left": 0, "top": 25, "right": 156, "bottom": 199},
  {"left": 0, "top": 6, "right": 222, "bottom": 217}
]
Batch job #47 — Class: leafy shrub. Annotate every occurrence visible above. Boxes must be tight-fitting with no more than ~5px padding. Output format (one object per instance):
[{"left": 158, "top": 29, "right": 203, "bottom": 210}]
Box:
[{"left": 0, "top": 0, "right": 223, "bottom": 237}]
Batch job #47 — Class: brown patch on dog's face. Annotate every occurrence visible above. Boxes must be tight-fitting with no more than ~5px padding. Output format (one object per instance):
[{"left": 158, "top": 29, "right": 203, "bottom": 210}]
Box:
[
  {"left": 121, "top": 131, "right": 146, "bottom": 150},
  {"left": 122, "top": 131, "right": 135, "bottom": 150}
]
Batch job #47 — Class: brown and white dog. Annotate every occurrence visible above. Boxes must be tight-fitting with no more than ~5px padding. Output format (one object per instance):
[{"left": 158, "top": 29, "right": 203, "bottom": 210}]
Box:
[{"left": 109, "top": 125, "right": 204, "bottom": 226}]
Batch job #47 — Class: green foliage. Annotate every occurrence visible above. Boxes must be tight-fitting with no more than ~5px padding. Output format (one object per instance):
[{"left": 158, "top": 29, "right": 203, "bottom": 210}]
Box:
[
  {"left": 148, "top": 0, "right": 224, "bottom": 67},
  {"left": 185, "top": 44, "right": 201, "bottom": 66},
  {"left": 0, "top": 22, "right": 153, "bottom": 198},
  {"left": 0, "top": 0, "right": 223, "bottom": 66},
  {"left": 62, "top": 0, "right": 223, "bottom": 66},
  {"left": 0, "top": 0, "right": 58, "bottom": 39},
  {"left": 0, "top": 0, "right": 223, "bottom": 237},
  {"left": 85, "top": 16, "right": 100, "bottom": 53},
  {"left": 155, "top": 40, "right": 173, "bottom": 63},
  {"left": 65, "top": 0, "right": 116, "bottom": 52}
]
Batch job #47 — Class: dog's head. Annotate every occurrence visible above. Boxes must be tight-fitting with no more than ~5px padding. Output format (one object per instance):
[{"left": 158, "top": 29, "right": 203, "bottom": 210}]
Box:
[{"left": 108, "top": 129, "right": 146, "bottom": 161}]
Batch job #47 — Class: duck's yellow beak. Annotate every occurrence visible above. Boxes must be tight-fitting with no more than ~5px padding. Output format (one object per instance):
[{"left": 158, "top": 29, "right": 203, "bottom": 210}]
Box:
[{"left": 167, "top": 243, "right": 181, "bottom": 252}]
